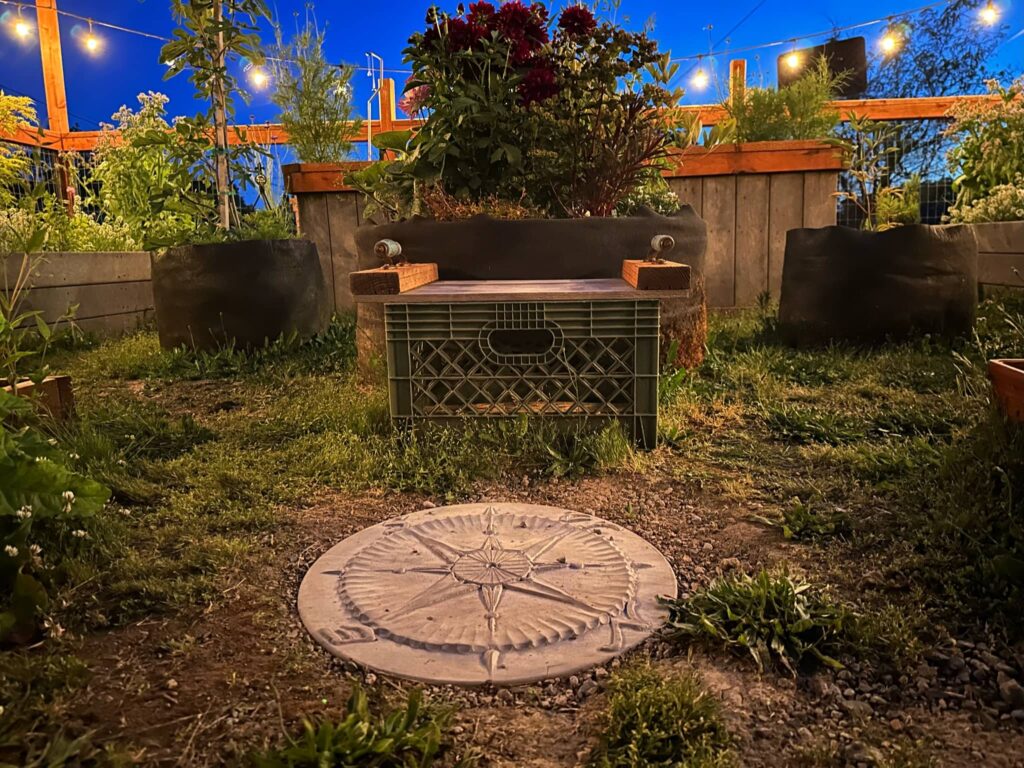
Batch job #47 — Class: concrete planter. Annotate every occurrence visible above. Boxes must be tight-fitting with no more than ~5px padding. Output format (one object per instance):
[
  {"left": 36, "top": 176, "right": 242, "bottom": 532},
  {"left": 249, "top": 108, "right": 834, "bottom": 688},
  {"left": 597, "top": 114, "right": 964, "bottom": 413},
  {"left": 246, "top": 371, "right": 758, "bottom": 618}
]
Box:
[
  {"left": 779, "top": 224, "right": 979, "bottom": 345},
  {"left": 151, "top": 239, "right": 331, "bottom": 351},
  {"left": 989, "top": 359, "right": 1024, "bottom": 423}
]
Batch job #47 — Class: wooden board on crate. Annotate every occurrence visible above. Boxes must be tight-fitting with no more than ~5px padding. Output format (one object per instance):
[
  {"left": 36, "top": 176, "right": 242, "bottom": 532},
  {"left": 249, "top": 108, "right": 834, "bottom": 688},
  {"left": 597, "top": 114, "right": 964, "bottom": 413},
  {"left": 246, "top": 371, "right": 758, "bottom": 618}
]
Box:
[
  {"left": 350, "top": 263, "right": 439, "bottom": 297},
  {"left": 621, "top": 260, "right": 692, "bottom": 291}
]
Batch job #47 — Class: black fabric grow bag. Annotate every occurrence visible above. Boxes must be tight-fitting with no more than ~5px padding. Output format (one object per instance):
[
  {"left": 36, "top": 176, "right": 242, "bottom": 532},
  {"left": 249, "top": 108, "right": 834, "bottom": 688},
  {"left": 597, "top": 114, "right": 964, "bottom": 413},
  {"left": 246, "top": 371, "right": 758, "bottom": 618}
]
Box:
[
  {"left": 778, "top": 224, "right": 978, "bottom": 345},
  {"left": 151, "top": 238, "right": 331, "bottom": 351}
]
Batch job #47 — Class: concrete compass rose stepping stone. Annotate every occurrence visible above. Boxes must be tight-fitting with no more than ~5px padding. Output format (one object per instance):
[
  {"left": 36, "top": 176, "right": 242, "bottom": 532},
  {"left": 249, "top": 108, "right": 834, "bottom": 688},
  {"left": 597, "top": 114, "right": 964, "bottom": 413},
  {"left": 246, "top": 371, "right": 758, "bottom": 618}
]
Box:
[{"left": 298, "top": 503, "right": 678, "bottom": 686}]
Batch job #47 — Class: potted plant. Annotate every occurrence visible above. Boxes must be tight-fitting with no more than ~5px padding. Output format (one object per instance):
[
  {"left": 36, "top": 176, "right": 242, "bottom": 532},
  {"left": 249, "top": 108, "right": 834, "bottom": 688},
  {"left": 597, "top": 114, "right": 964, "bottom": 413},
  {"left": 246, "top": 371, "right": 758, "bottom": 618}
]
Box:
[
  {"left": 148, "top": 0, "right": 330, "bottom": 351},
  {"left": 945, "top": 77, "right": 1024, "bottom": 290},
  {"left": 778, "top": 113, "right": 978, "bottom": 345},
  {"left": 346, "top": 1, "right": 710, "bottom": 367}
]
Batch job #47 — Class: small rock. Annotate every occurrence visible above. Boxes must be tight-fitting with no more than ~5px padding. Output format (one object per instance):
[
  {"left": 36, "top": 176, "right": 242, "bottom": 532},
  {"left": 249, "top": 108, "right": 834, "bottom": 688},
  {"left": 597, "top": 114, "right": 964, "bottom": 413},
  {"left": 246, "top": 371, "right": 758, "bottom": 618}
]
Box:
[
  {"left": 702, "top": 542, "right": 714, "bottom": 551},
  {"left": 889, "top": 718, "right": 904, "bottom": 732},
  {"left": 496, "top": 688, "right": 514, "bottom": 704},
  {"left": 364, "top": 673, "right": 377, "bottom": 686},
  {"left": 841, "top": 699, "right": 873, "bottom": 719},
  {"left": 165, "top": 679, "right": 178, "bottom": 690},
  {"left": 569, "top": 675, "right": 580, "bottom": 688},
  {"left": 1011, "top": 709, "right": 1024, "bottom": 723},
  {"left": 578, "top": 679, "right": 599, "bottom": 698},
  {"left": 421, "top": 500, "right": 436, "bottom": 508},
  {"left": 594, "top": 667, "right": 609, "bottom": 679},
  {"left": 998, "top": 673, "right": 1024, "bottom": 708}
]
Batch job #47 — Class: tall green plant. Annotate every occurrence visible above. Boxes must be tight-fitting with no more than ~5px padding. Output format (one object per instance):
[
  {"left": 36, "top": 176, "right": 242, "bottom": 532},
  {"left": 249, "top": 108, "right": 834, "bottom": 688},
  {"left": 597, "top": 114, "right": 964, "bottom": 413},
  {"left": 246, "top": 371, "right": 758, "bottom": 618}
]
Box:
[
  {"left": 272, "top": 19, "right": 361, "bottom": 164},
  {"left": 0, "top": 93, "right": 36, "bottom": 208},
  {"left": 160, "top": 0, "right": 270, "bottom": 232},
  {"left": 724, "top": 58, "right": 842, "bottom": 143}
]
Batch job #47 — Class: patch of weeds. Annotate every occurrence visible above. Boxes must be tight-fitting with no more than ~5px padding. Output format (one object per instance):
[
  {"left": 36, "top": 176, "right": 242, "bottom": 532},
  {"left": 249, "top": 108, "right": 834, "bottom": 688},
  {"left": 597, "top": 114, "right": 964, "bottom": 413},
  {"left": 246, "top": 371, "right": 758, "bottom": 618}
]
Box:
[
  {"left": 66, "top": 316, "right": 357, "bottom": 383},
  {"left": 543, "top": 423, "right": 634, "bottom": 479},
  {"left": 755, "top": 499, "right": 851, "bottom": 541},
  {"left": 759, "top": 401, "right": 866, "bottom": 445},
  {"left": 664, "top": 569, "right": 859, "bottom": 674},
  {"left": 252, "top": 685, "right": 474, "bottom": 767},
  {"left": 589, "top": 664, "right": 732, "bottom": 768}
]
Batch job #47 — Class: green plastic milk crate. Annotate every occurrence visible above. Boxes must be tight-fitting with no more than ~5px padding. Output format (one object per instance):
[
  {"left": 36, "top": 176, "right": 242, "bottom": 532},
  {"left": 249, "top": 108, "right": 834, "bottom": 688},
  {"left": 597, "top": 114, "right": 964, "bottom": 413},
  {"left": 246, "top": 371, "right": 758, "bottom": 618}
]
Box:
[{"left": 384, "top": 300, "right": 660, "bottom": 448}]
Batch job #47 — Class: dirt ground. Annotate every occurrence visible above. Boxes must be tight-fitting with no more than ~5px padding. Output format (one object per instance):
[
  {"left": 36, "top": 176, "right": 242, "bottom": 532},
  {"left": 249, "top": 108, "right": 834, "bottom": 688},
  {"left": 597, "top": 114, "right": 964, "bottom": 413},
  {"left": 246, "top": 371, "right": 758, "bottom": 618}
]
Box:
[{"left": 65, "top": 471, "right": 1024, "bottom": 767}]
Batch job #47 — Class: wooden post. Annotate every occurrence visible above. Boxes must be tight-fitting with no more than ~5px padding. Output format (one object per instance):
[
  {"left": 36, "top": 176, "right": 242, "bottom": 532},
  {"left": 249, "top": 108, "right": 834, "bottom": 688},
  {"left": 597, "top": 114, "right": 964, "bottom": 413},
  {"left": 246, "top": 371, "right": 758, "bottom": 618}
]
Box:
[
  {"left": 728, "top": 59, "right": 747, "bottom": 108},
  {"left": 212, "top": 0, "right": 231, "bottom": 229},
  {"left": 378, "top": 78, "right": 397, "bottom": 133},
  {"left": 36, "top": 0, "right": 70, "bottom": 203}
]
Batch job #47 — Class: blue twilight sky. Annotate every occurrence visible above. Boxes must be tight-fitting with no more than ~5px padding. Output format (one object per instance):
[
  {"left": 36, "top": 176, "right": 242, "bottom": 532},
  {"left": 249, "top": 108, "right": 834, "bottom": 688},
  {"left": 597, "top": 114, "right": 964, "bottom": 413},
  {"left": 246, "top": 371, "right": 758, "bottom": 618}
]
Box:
[{"left": 1, "top": 0, "right": 1022, "bottom": 135}]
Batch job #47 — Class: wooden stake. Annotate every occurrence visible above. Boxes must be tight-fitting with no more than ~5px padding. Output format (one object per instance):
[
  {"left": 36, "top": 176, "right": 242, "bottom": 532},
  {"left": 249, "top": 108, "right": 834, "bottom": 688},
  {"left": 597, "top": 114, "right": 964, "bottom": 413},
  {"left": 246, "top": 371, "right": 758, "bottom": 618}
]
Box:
[
  {"left": 622, "top": 260, "right": 692, "bottom": 291},
  {"left": 36, "top": 0, "right": 69, "bottom": 135},
  {"left": 350, "top": 263, "right": 439, "bottom": 297},
  {"left": 729, "top": 59, "right": 747, "bottom": 108},
  {"left": 212, "top": 0, "right": 231, "bottom": 230}
]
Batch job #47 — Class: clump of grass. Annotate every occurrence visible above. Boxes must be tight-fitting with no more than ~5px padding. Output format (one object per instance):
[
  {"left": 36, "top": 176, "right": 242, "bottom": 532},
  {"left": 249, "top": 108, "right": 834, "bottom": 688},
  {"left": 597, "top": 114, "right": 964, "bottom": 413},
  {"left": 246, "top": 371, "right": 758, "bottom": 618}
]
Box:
[
  {"left": 755, "top": 499, "right": 851, "bottom": 541},
  {"left": 544, "top": 423, "right": 634, "bottom": 479},
  {"left": 252, "top": 685, "right": 474, "bottom": 767},
  {"left": 664, "top": 569, "right": 859, "bottom": 674},
  {"left": 589, "top": 664, "right": 732, "bottom": 768}
]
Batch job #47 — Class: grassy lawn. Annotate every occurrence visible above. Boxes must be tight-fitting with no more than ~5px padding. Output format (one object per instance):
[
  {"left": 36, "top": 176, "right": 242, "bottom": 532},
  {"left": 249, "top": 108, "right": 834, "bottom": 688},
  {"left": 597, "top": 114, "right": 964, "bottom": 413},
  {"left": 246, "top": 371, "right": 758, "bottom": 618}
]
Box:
[{"left": 2, "top": 294, "right": 1023, "bottom": 766}]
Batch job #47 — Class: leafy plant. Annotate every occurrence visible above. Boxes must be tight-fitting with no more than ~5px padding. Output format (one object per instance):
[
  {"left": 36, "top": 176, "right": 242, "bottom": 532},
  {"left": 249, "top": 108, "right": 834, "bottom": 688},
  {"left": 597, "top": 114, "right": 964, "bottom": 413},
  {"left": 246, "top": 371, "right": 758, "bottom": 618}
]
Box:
[
  {"left": 272, "top": 17, "right": 361, "bottom": 164},
  {"left": 835, "top": 113, "right": 920, "bottom": 230},
  {"left": 948, "top": 174, "right": 1024, "bottom": 223},
  {"left": 946, "top": 77, "right": 1024, "bottom": 222},
  {"left": 755, "top": 499, "right": 852, "bottom": 541},
  {"left": 664, "top": 569, "right": 859, "bottom": 674},
  {"left": 589, "top": 664, "right": 732, "bottom": 768},
  {"left": 159, "top": 0, "right": 271, "bottom": 235},
  {"left": 1, "top": 389, "right": 111, "bottom": 643},
  {"left": 0, "top": 92, "right": 36, "bottom": 208},
  {"left": 354, "top": 2, "right": 700, "bottom": 220},
  {"left": 252, "top": 685, "right": 474, "bottom": 767},
  {"left": 724, "top": 59, "right": 842, "bottom": 143}
]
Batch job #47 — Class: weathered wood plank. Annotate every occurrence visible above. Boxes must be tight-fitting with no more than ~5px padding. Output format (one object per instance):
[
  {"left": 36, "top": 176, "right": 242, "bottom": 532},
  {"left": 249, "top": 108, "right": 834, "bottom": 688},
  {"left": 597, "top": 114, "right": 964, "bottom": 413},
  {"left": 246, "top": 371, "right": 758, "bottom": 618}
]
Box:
[
  {"left": 295, "top": 193, "right": 334, "bottom": 308},
  {"left": 357, "top": 279, "right": 687, "bottom": 303},
  {"left": 3, "top": 251, "right": 150, "bottom": 288},
  {"left": 734, "top": 175, "right": 770, "bottom": 306},
  {"left": 978, "top": 253, "right": 1024, "bottom": 287},
  {"left": 668, "top": 142, "right": 844, "bottom": 178},
  {"left": 621, "top": 260, "right": 691, "bottom": 290},
  {"left": 351, "top": 263, "right": 439, "bottom": 296},
  {"left": 972, "top": 221, "right": 1024, "bottom": 254},
  {"left": 701, "top": 176, "right": 737, "bottom": 307},
  {"left": 325, "top": 191, "right": 363, "bottom": 313},
  {"left": 54, "top": 309, "right": 153, "bottom": 336},
  {"left": 667, "top": 177, "right": 702, "bottom": 214},
  {"left": 14, "top": 280, "right": 153, "bottom": 321},
  {"left": 802, "top": 172, "right": 839, "bottom": 228},
  {"left": 768, "top": 173, "right": 805, "bottom": 298}
]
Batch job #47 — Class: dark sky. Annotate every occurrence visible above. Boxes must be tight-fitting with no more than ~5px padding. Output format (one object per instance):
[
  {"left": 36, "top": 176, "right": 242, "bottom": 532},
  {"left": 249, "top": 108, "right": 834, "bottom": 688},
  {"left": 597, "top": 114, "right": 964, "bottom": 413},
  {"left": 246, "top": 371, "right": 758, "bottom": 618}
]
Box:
[{"left": 2, "top": 0, "right": 1022, "bottom": 135}]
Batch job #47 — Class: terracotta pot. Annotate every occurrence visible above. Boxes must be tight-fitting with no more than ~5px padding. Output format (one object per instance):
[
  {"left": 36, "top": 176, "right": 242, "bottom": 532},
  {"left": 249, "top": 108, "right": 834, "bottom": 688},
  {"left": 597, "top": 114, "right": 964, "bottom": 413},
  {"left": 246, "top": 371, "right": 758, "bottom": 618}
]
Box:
[
  {"left": 989, "top": 359, "right": 1024, "bottom": 423},
  {"left": 151, "top": 239, "right": 331, "bottom": 351}
]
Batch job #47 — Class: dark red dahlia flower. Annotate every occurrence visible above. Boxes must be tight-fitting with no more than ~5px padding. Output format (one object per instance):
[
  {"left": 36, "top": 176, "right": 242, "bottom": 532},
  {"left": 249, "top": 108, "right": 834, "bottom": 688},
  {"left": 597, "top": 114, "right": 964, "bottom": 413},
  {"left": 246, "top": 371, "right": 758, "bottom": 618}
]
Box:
[
  {"left": 519, "top": 64, "right": 558, "bottom": 104},
  {"left": 558, "top": 5, "right": 596, "bottom": 38},
  {"left": 446, "top": 16, "right": 476, "bottom": 50}
]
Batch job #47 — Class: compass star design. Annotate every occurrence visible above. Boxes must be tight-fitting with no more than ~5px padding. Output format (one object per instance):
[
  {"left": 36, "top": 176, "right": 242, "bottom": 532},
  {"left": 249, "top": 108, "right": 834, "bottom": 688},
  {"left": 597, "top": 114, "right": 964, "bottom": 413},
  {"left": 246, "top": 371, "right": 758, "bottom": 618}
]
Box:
[{"left": 300, "top": 503, "right": 677, "bottom": 685}]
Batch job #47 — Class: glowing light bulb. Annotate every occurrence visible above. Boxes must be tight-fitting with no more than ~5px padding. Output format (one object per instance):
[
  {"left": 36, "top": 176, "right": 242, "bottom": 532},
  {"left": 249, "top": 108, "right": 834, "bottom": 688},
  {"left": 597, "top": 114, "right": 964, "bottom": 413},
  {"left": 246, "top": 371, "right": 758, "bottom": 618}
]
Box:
[
  {"left": 84, "top": 34, "right": 100, "bottom": 53},
  {"left": 879, "top": 32, "right": 901, "bottom": 55},
  {"left": 785, "top": 52, "right": 801, "bottom": 70},
  {"left": 249, "top": 68, "right": 268, "bottom": 89},
  {"left": 690, "top": 68, "right": 709, "bottom": 91},
  {"left": 980, "top": 2, "right": 999, "bottom": 25},
  {"left": 14, "top": 19, "right": 31, "bottom": 39}
]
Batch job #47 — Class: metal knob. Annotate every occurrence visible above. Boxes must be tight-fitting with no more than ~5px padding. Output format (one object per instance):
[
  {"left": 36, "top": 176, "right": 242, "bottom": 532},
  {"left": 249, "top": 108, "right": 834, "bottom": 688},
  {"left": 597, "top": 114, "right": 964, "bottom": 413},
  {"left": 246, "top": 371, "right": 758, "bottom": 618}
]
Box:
[
  {"left": 374, "top": 238, "right": 404, "bottom": 268},
  {"left": 646, "top": 234, "right": 675, "bottom": 263}
]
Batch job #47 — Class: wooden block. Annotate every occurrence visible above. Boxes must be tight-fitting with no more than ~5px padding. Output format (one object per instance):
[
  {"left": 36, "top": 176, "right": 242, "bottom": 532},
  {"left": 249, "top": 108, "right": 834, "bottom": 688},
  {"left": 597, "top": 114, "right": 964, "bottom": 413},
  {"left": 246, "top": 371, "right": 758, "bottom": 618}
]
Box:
[
  {"left": 621, "top": 260, "right": 691, "bottom": 290},
  {"left": 3, "top": 374, "right": 75, "bottom": 421},
  {"left": 350, "top": 263, "right": 439, "bottom": 296}
]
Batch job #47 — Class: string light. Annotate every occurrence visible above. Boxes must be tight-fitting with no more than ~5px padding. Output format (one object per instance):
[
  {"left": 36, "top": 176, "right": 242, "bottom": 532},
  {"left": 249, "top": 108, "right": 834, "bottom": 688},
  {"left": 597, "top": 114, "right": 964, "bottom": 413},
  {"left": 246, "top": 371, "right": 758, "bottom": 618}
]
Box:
[
  {"left": 248, "top": 67, "right": 268, "bottom": 90},
  {"left": 879, "top": 23, "right": 904, "bottom": 55},
  {"left": 690, "top": 65, "right": 709, "bottom": 91},
  {"left": 82, "top": 20, "right": 101, "bottom": 54},
  {"left": 979, "top": 1, "right": 1000, "bottom": 25},
  {"left": 9, "top": 6, "right": 32, "bottom": 40},
  {"left": 784, "top": 50, "right": 801, "bottom": 70}
]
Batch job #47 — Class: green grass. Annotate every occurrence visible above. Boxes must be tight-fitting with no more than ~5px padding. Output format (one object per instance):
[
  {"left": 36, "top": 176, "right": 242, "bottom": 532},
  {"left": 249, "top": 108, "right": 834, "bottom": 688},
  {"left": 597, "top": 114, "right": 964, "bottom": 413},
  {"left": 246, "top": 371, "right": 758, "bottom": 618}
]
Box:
[
  {"left": 589, "top": 665, "right": 732, "bottom": 768},
  {"left": 253, "top": 686, "right": 474, "bottom": 767},
  {"left": 663, "top": 569, "right": 860, "bottom": 674}
]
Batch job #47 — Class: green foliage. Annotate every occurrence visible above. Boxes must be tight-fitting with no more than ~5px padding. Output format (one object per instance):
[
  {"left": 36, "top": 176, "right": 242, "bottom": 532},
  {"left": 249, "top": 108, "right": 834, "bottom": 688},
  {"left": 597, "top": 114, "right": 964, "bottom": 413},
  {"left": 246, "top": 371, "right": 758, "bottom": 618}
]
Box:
[
  {"left": 0, "top": 92, "right": 36, "bottom": 208},
  {"left": 543, "top": 423, "right": 632, "bottom": 479},
  {"left": 664, "top": 569, "right": 859, "bottom": 674},
  {"left": 272, "top": 19, "right": 362, "bottom": 164},
  {"left": 724, "top": 59, "right": 841, "bottom": 143},
  {"left": 359, "top": 2, "right": 696, "bottom": 219},
  {"left": 836, "top": 114, "right": 920, "bottom": 230},
  {"left": 252, "top": 685, "right": 474, "bottom": 767},
  {"left": 948, "top": 174, "right": 1024, "bottom": 223},
  {"left": 0, "top": 390, "right": 111, "bottom": 643},
  {"left": 946, "top": 77, "right": 1024, "bottom": 222},
  {"left": 89, "top": 92, "right": 196, "bottom": 247},
  {"left": 615, "top": 166, "right": 681, "bottom": 217},
  {"left": 756, "top": 499, "right": 851, "bottom": 541},
  {"left": 160, "top": 0, "right": 272, "bottom": 236},
  {"left": 589, "top": 665, "right": 732, "bottom": 768}
]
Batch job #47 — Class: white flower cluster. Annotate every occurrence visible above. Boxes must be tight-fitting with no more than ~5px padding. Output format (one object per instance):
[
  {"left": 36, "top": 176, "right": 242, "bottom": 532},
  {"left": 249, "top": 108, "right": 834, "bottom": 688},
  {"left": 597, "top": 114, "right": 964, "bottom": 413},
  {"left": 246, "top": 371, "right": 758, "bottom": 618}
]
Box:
[
  {"left": 949, "top": 174, "right": 1024, "bottom": 224},
  {"left": 15, "top": 505, "right": 32, "bottom": 521},
  {"left": 62, "top": 490, "right": 76, "bottom": 514}
]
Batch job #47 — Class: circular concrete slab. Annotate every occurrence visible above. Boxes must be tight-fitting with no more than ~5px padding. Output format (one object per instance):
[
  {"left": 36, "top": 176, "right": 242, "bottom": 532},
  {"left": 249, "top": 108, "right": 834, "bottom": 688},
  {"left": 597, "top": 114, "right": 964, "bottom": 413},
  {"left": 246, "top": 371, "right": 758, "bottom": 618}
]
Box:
[{"left": 298, "top": 503, "right": 677, "bottom": 686}]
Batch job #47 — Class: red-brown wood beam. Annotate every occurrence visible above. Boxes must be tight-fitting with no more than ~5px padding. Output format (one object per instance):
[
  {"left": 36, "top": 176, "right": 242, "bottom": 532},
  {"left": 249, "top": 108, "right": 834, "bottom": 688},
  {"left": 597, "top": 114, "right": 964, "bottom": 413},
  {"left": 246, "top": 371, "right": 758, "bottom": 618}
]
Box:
[{"left": 36, "top": 0, "right": 69, "bottom": 135}]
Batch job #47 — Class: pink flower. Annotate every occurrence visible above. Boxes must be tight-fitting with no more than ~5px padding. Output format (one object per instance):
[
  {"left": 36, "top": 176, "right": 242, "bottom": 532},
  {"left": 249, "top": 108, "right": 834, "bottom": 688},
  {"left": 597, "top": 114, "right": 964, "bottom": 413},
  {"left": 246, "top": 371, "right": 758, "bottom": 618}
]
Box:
[{"left": 399, "top": 83, "right": 432, "bottom": 116}]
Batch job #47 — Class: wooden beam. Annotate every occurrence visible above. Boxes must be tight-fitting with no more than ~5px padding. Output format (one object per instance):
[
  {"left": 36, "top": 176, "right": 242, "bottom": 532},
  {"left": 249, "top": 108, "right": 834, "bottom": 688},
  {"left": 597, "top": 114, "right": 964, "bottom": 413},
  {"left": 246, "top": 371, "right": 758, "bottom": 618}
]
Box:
[
  {"left": 728, "top": 59, "right": 746, "bottom": 109},
  {"left": 379, "top": 78, "right": 397, "bottom": 133},
  {"left": 665, "top": 140, "right": 845, "bottom": 178},
  {"left": 35, "top": 0, "right": 69, "bottom": 135}
]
